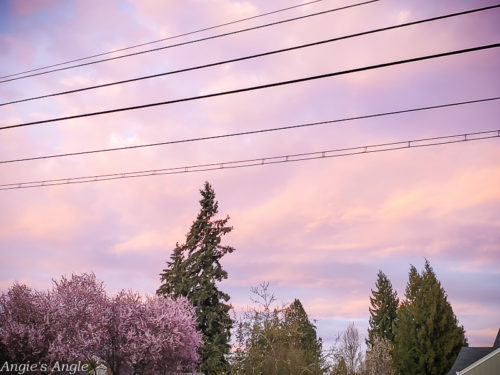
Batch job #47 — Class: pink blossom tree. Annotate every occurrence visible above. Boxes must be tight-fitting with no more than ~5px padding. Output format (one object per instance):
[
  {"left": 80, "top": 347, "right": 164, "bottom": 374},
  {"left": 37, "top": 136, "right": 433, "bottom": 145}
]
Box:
[
  {"left": 0, "top": 283, "right": 52, "bottom": 362},
  {"left": 143, "top": 296, "right": 201, "bottom": 374},
  {"left": 0, "top": 273, "right": 202, "bottom": 374},
  {"left": 47, "top": 273, "right": 109, "bottom": 362},
  {"left": 101, "top": 290, "right": 143, "bottom": 374},
  {"left": 103, "top": 293, "right": 202, "bottom": 374}
]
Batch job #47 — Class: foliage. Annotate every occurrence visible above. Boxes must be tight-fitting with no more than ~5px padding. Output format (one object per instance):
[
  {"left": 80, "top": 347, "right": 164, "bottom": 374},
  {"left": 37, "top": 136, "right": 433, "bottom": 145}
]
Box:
[
  {"left": 367, "top": 271, "right": 398, "bottom": 347},
  {"left": 0, "top": 273, "right": 201, "bottom": 374},
  {"left": 330, "top": 323, "right": 363, "bottom": 375},
  {"left": 231, "top": 282, "right": 325, "bottom": 374},
  {"left": 158, "top": 181, "right": 235, "bottom": 374},
  {"left": 392, "top": 260, "right": 467, "bottom": 375},
  {"left": 364, "top": 338, "right": 394, "bottom": 375}
]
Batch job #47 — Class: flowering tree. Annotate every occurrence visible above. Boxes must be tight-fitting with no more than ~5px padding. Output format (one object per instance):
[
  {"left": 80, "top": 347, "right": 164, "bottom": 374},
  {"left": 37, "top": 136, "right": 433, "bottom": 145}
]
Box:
[
  {"left": 0, "top": 283, "right": 52, "bottom": 362},
  {"left": 102, "top": 292, "right": 201, "bottom": 374},
  {"left": 126, "top": 296, "right": 202, "bottom": 374},
  {"left": 47, "top": 273, "right": 109, "bottom": 362},
  {"left": 101, "top": 290, "right": 143, "bottom": 374},
  {"left": 0, "top": 273, "right": 202, "bottom": 374}
]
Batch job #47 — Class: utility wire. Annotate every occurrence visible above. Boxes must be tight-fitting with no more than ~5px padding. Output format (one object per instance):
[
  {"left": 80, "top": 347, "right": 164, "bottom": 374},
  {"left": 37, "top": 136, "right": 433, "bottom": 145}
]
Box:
[
  {"left": 1, "top": 43, "right": 498, "bottom": 131},
  {"left": 3, "top": 4, "right": 498, "bottom": 107},
  {"left": 1, "top": 97, "right": 498, "bottom": 165},
  {"left": 0, "top": 0, "right": 378, "bottom": 84},
  {"left": 1, "top": 130, "right": 498, "bottom": 191},
  {"left": 0, "top": 0, "right": 327, "bottom": 80}
]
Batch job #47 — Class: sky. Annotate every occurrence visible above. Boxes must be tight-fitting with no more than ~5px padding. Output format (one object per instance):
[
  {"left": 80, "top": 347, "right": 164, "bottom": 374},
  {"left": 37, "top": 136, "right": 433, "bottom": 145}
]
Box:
[{"left": 0, "top": 0, "right": 499, "bottom": 349}]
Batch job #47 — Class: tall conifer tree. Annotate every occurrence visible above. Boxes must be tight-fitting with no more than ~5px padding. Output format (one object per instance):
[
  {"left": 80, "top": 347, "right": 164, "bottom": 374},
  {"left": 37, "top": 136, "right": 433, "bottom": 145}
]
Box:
[
  {"left": 367, "top": 270, "right": 399, "bottom": 347},
  {"left": 157, "top": 182, "right": 234, "bottom": 374},
  {"left": 392, "top": 260, "right": 467, "bottom": 375}
]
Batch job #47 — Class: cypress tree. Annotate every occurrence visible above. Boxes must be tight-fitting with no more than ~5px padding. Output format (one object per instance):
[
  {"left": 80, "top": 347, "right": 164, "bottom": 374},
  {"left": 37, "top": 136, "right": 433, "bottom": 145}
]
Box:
[
  {"left": 392, "top": 260, "right": 467, "bottom": 375},
  {"left": 367, "top": 270, "right": 399, "bottom": 347},
  {"left": 157, "top": 182, "right": 234, "bottom": 374}
]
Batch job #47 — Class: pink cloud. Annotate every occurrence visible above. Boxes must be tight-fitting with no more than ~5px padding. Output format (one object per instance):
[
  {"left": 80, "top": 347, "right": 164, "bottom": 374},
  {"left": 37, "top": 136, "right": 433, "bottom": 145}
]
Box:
[
  {"left": 466, "top": 329, "right": 500, "bottom": 347},
  {"left": 0, "top": 0, "right": 499, "bottom": 349},
  {"left": 11, "top": 0, "right": 59, "bottom": 15},
  {"left": 307, "top": 298, "right": 368, "bottom": 319}
]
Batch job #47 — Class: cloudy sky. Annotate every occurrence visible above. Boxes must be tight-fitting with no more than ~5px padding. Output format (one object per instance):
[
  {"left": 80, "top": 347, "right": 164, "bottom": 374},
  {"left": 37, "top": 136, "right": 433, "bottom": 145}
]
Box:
[{"left": 0, "top": 0, "right": 499, "bottom": 348}]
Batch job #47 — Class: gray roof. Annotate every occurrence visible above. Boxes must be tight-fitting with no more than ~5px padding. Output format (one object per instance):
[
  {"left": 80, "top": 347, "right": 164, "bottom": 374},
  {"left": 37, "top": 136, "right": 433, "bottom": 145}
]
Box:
[
  {"left": 446, "top": 347, "right": 494, "bottom": 375},
  {"left": 446, "top": 329, "right": 500, "bottom": 375},
  {"left": 493, "top": 329, "right": 500, "bottom": 348}
]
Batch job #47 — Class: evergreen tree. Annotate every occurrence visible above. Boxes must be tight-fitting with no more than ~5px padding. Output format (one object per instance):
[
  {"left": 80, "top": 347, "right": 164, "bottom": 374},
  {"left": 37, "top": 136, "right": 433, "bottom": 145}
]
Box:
[
  {"left": 367, "top": 270, "right": 399, "bottom": 347},
  {"left": 157, "top": 182, "right": 235, "bottom": 374},
  {"left": 405, "top": 265, "right": 422, "bottom": 302},
  {"left": 282, "top": 299, "right": 324, "bottom": 372},
  {"left": 392, "top": 260, "right": 467, "bottom": 375}
]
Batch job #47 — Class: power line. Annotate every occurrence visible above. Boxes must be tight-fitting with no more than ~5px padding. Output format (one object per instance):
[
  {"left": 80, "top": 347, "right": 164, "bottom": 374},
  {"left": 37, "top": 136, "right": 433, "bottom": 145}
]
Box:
[
  {"left": 1, "top": 130, "right": 498, "bottom": 191},
  {"left": 0, "top": 0, "right": 327, "bottom": 80},
  {"left": 1, "top": 43, "right": 498, "bottom": 131},
  {"left": 1, "top": 97, "right": 498, "bottom": 165},
  {"left": 0, "top": 0, "right": 378, "bottom": 84},
  {"left": 3, "top": 4, "right": 498, "bottom": 107}
]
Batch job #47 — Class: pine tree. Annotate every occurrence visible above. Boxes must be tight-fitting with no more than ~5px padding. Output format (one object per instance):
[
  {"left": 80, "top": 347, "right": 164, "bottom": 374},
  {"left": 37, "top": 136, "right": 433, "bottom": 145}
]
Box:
[
  {"left": 367, "top": 270, "right": 399, "bottom": 348},
  {"left": 392, "top": 260, "right": 467, "bottom": 375},
  {"left": 157, "top": 182, "right": 235, "bottom": 374}
]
